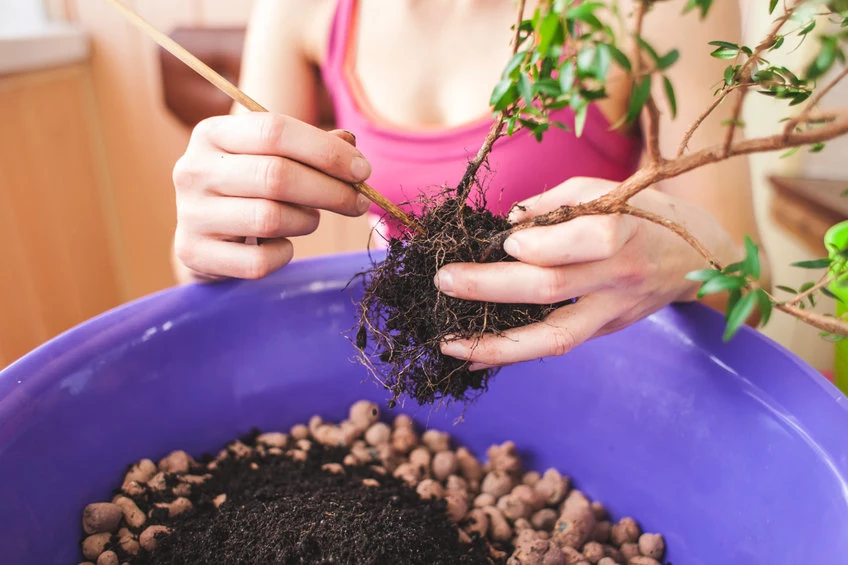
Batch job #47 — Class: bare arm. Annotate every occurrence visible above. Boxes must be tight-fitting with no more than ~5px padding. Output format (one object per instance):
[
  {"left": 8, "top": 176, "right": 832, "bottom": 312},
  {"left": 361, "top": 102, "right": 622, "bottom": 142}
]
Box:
[
  {"left": 170, "top": 0, "right": 370, "bottom": 285},
  {"left": 638, "top": 0, "right": 772, "bottom": 307}
]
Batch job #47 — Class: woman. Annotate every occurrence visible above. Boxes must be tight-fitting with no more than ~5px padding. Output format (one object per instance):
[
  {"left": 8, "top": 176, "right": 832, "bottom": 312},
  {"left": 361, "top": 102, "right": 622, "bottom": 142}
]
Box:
[{"left": 171, "top": 0, "right": 769, "bottom": 370}]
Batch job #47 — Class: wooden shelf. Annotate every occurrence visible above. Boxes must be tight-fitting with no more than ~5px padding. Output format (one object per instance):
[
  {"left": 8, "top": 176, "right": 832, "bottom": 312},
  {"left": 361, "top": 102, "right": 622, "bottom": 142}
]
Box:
[{"left": 768, "top": 175, "right": 848, "bottom": 255}]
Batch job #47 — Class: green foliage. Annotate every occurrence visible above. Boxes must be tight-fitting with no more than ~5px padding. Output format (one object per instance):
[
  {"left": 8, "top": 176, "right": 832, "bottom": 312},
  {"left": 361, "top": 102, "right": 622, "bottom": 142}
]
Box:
[{"left": 487, "top": 0, "right": 848, "bottom": 341}]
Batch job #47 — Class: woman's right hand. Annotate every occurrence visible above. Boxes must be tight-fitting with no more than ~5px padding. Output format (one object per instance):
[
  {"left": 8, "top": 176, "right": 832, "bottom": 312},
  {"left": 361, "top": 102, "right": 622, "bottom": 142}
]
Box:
[{"left": 172, "top": 113, "right": 372, "bottom": 283}]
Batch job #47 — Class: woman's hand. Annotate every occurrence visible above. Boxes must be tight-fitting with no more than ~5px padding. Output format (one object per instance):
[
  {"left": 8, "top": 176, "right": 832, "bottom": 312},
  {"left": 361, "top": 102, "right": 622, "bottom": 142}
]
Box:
[
  {"left": 433, "top": 176, "right": 743, "bottom": 370},
  {"left": 172, "top": 113, "right": 372, "bottom": 283}
]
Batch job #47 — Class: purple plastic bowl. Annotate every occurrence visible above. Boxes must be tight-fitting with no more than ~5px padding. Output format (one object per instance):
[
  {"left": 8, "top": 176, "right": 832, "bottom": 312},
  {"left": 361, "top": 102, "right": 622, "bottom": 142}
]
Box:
[{"left": 1, "top": 251, "right": 847, "bottom": 564}]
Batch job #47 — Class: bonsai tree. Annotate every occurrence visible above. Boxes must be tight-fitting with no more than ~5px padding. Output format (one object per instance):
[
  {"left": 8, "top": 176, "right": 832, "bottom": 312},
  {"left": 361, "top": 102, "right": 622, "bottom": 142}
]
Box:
[{"left": 355, "top": 0, "right": 848, "bottom": 405}]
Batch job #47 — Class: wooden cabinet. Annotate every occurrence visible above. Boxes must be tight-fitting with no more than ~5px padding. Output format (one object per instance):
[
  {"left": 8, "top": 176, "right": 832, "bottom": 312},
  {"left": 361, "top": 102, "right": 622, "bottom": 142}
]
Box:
[{"left": 0, "top": 64, "right": 126, "bottom": 367}]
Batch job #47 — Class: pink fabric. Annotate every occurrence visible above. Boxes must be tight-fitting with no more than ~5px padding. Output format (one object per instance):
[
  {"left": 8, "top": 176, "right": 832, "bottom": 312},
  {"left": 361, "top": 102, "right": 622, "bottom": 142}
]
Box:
[{"left": 320, "top": 0, "right": 643, "bottom": 236}]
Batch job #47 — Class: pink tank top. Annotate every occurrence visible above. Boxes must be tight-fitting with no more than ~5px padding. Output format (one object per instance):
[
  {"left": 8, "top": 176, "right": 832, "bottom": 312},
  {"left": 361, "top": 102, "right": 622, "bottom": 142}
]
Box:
[{"left": 320, "top": 0, "right": 643, "bottom": 236}]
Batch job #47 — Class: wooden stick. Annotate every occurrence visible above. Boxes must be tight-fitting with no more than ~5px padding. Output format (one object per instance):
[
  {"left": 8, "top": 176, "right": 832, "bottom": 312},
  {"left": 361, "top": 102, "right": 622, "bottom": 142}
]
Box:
[{"left": 103, "top": 0, "right": 424, "bottom": 236}]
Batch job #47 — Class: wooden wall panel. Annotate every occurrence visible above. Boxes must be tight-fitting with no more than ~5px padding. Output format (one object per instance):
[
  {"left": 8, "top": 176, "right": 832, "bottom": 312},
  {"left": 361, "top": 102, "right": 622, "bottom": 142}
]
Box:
[{"left": 0, "top": 65, "right": 122, "bottom": 366}]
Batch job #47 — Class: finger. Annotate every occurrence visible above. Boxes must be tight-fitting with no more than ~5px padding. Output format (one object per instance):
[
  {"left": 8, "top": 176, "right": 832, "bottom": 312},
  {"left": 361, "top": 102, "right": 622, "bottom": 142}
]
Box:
[
  {"left": 503, "top": 214, "right": 637, "bottom": 267},
  {"left": 440, "top": 293, "right": 614, "bottom": 366},
  {"left": 508, "top": 176, "right": 616, "bottom": 223},
  {"left": 434, "top": 260, "right": 612, "bottom": 304},
  {"left": 187, "top": 196, "right": 320, "bottom": 239},
  {"left": 204, "top": 153, "right": 369, "bottom": 217},
  {"left": 196, "top": 113, "right": 371, "bottom": 183},
  {"left": 330, "top": 129, "right": 357, "bottom": 146},
  {"left": 175, "top": 236, "right": 294, "bottom": 280}
]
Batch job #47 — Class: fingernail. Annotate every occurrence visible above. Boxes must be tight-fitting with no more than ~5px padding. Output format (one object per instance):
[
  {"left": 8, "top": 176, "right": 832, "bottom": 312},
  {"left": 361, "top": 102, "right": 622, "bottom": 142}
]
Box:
[
  {"left": 503, "top": 236, "right": 521, "bottom": 257},
  {"left": 342, "top": 130, "right": 357, "bottom": 145},
  {"left": 356, "top": 193, "right": 371, "bottom": 214},
  {"left": 351, "top": 157, "right": 371, "bottom": 181},
  {"left": 440, "top": 340, "right": 468, "bottom": 358},
  {"left": 434, "top": 269, "right": 454, "bottom": 294}
]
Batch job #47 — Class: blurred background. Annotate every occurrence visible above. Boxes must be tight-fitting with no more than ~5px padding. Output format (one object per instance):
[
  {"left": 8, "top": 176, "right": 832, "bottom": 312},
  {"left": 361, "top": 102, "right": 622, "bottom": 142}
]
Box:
[{"left": 1, "top": 0, "right": 845, "bottom": 371}]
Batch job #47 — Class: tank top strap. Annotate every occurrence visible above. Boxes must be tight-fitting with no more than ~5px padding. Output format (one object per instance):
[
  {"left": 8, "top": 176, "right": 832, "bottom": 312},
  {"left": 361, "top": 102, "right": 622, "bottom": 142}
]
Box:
[{"left": 324, "top": 0, "right": 356, "bottom": 79}]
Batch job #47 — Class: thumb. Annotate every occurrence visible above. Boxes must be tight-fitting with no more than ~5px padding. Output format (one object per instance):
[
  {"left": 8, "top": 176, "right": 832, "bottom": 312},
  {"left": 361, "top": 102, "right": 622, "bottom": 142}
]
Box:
[{"left": 330, "top": 129, "right": 357, "bottom": 147}]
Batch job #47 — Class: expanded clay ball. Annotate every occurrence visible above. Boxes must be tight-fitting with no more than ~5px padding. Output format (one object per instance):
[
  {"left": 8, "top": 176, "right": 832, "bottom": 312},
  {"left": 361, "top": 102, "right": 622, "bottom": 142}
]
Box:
[
  {"left": 146, "top": 472, "right": 167, "bottom": 493},
  {"left": 113, "top": 496, "right": 146, "bottom": 529},
  {"left": 464, "top": 508, "right": 489, "bottom": 537},
  {"left": 124, "top": 459, "right": 157, "bottom": 484},
  {"left": 512, "top": 484, "right": 543, "bottom": 512},
  {"left": 591, "top": 502, "right": 607, "bottom": 521},
  {"left": 522, "top": 471, "right": 541, "bottom": 486},
  {"left": 597, "top": 559, "right": 617, "bottom": 565},
  {"left": 409, "top": 447, "right": 432, "bottom": 470},
  {"left": 393, "top": 462, "right": 422, "bottom": 487},
  {"left": 432, "top": 451, "right": 458, "bottom": 481},
  {"left": 365, "top": 422, "right": 391, "bottom": 446},
  {"left": 82, "top": 503, "right": 123, "bottom": 535},
  {"left": 487, "top": 441, "right": 521, "bottom": 475},
  {"left": 638, "top": 533, "right": 666, "bottom": 560},
  {"left": 552, "top": 491, "right": 595, "bottom": 549},
  {"left": 154, "top": 497, "right": 193, "bottom": 518},
  {"left": 482, "top": 506, "right": 513, "bottom": 542},
  {"left": 139, "top": 525, "right": 170, "bottom": 552},
  {"left": 117, "top": 528, "right": 139, "bottom": 556},
  {"left": 349, "top": 400, "right": 380, "bottom": 429},
  {"left": 314, "top": 425, "right": 343, "bottom": 447},
  {"left": 619, "top": 542, "right": 640, "bottom": 561},
  {"left": 393, "top": 413, "right": 414, "bottom": 428},
  {"left": 531, "top": 508, "right": 558, "bottom": 530},
  {"left": 422, "top": 429, "right": 451, "bottom": 452},
  {"left": 290, "top": 424, "right": 309, "bottom": 440},
  {"left": 582, "top": 542, "right": 605, "bottom": 563},
  {"left": 535, "top": 469, "right": 569, "bottom": 506},
  {"left": 96, "top": 551, "right": 119, "bottom": 565},
  {"left": 628, "top": 557, "right": 662, "bottom": 565},
  {"left": 392, "top": 426, "right": 418, "bottom": 453},
  {"left": 560, "top": 546, "right": 585, "bottom": 565},
  {"left": 81, "top": 533, "right": 110, "bottom": 561},
  {"left": 507, "top": 538, "right": 565, "bottom": 565},
  {"left": 257, "top": 432, "right": 288, "bottom": 449},
  {"left": 446, "top": 474, "right": 469, "bottom": 495},
  {"left": 416, "top": 479, "right": 444, "bottom": 500},
  {"left": 481, "top": 470, "right": 514, "bottom": 498},
  {"left": 497, "top": 493, "right": 531, "bottom": 521},
  {"left": 445, "top": 493, "right": 469, "bottom": 522},
  {"left": 456, "top": 447, "right": 484, "bottom": 482},
  {"left": 475, "top": 493, "right": 496, "bottom": 508},
  {"left": 158, "top": 450, "right": 193, "bottom": 474},
  {"left": 611, "top": 517, "right": 641, "bottom": 546}
]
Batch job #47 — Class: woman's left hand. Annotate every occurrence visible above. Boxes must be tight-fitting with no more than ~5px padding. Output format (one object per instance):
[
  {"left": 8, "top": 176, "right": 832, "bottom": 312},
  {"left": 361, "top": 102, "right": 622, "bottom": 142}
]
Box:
[{"left": 434, "top": 176, "right": 742, "bottom": 371}]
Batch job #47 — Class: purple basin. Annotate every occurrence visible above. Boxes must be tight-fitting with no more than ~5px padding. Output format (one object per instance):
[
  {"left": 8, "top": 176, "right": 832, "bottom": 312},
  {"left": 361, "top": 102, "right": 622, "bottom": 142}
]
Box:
[{"left": 1, "top": 251, "right": 847, "bottom": 565}]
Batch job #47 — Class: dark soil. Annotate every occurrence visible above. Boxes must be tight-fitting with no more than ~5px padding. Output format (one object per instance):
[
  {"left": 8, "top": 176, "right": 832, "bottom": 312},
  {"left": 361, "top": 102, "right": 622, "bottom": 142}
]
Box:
[
  {"left": 131, "top": 435, "right": 499, "bottom": 565},
  {"left": 355, "top": 193, "right": 569, "bottom": 407}
]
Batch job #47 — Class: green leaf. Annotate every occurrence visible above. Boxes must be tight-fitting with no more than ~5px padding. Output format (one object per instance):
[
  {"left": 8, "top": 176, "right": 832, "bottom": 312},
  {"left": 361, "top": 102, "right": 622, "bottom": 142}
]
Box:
[
  {"left": 538, "top": 12, "right": 561, "bottom": 57},
  {"left": 574, "top": 103, "right": 588, "bottom": 138},
  {"left": 637, "top": 37, "right": 660, "bottom": 63},
  {"left": 822, "top": 287, "right": 845, "bottom": 304},
  {"left": 607, "top": 44, "right": 632, "bottom": 72},
  {"left": 708, "top": 40, "right": 741, "bottom": 50},
  {"left": 723, "top": 291, "right": 758, "bottom": 341},
  {"left": 534, "top": 78, "right": 562, "bottom": 97},
  {"left": 776, "top": 285, "right": 798, "bottom": 294},
  {"left": 743, "top": 236, "right": 761, "bottom": 279},
  {"left": 567, "top": 2, "right": 605, "bottom": 30},
  {"left": 792, "top": 258, "right": 832, "bottom": 269},
  {"left": 657, "top": 49, "right": 680, "bottom": 70},
  {"left": 490, "top": 79, "right": 518, "bottom": 111},
  {"left": 711, "top": 46, "right": 740, "bottom": 60},
  {"left": 725, "top": 65, "right": 739, "bottom": 85},
  {"left": 518, "top": 73, "right": 533, "bottom": 106},
  {"left": 780, "top": 146, "right": 801, "bottom": 159},
  {"left": 685, "top": 269, "right": 721, "bottom": 282},
  {"left": 807, "top": 36, "right": 838, "bottom": 80},
  {"left": 810, "top": 142, "right": 826, "bottom": 153},
  {"left": 756, "top": 289, "right": 773, "bottom": 326},
  {"left": 502, "top": 51, "right": 526, "bottom": 79},
  {"left": 799, "top": 281, "right": 816, "bottom": 293},
  {"left": 698, "top": 274, "right": 745, "bottom": 298},
  {"left": 723, "top": 261, "right": 744, "bottom": 275},
  {"left": 559, "top": 63, "right": 576, "bottom": 93},
  {"left": 662, "top": 76, "right": 677, "bottom": 119},
  {"left": 626, "top": 75, "right": 652, "bottom": 124},
  {"left": 770, "top": 35, "right": 785, "bottom": 51},
  {"left": 769, "top": 0, "right": 778, "bottom": 13}
]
